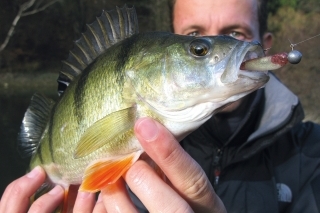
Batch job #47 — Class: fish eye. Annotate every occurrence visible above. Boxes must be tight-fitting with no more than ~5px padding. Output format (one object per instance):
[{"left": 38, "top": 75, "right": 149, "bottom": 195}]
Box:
[{"left": 189, "top": 39, "right": 211, "bottom": 57}]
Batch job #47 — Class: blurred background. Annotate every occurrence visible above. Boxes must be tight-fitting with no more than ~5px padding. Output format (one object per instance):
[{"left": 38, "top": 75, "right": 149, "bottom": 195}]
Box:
[{"left": 0, "top": 0, "right": 319, "bottom": 196}]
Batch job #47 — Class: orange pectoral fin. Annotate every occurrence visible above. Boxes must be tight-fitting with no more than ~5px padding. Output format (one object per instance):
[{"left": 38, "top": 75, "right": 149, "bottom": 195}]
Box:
[{"left": 79, "top": 152, "right": 141, "bottom": 193}]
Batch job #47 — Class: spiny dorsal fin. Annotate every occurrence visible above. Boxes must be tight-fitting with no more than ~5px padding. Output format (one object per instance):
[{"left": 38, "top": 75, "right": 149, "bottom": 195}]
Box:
[
  {"left": 17, "top": 93, "right": 55, "bottom": 158},
  {"left": 57, "top": 5, "right": 139, "bottom": 95}
]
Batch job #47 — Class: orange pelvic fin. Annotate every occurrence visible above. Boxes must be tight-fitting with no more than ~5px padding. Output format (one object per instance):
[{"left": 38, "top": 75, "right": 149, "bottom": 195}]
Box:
[{"left": 79, "top": 152, "right": 141, "bottom": 193}]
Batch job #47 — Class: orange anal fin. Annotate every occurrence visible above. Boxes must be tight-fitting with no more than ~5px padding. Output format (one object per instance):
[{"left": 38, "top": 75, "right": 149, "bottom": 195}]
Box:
[
  {"left": 54, "top": 186, "right": 70, "bottom": 213},
  {"left": 62, "top": 187, "right": 69, "bottom": 213},
  {"left": 79, "top": 152, "right": 140, "bottom": 193}
]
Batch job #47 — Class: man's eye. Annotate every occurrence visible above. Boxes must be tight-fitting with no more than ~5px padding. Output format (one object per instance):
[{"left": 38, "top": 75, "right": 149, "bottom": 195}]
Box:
[
  {"left": 187, "top": 31, "right": 200, "bottom": 36},
  {"left": 228, "top": 31, "right": 244, "bottom": 39}
]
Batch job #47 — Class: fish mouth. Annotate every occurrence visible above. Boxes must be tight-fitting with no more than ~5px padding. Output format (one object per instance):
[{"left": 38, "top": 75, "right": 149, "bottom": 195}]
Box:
[
  {"left": 239, "top": 46, "right": 268, "bottom": 78},
  {"left": 221, "top": 42, "right": 268, "bottom": 84}
]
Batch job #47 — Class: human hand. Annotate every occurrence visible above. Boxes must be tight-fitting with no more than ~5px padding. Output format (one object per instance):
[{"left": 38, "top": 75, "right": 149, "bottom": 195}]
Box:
[
  {"left": 0, "top": 166, "right": 64, "bottom": 213},
  {"left": 2, "top": 117, "right": 226, "bottom": 213},
  {"left": 0, "top": 166, "right": 104, "bottom": 213},
  {"left": 97, "top": 117, "right": 227, "bottom": 213}
]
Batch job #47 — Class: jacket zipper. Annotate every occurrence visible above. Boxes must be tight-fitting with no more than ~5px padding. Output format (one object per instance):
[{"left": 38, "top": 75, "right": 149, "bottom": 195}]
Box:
[{"left": 213, "top": 148, "right": 223, "bottom": 188}]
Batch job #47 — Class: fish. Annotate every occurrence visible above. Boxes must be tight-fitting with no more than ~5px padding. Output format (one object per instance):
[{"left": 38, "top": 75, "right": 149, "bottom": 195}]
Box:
[{"left": 17, "top": 5, "right": 270, "bottom": 212}]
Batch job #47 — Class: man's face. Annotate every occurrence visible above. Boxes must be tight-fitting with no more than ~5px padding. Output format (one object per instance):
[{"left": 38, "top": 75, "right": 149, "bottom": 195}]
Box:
[
  {"left": 173, "top": 0, "right": 261, "bottom": 42},
  {"left": 173, "top": 0, "right": 263, "bottom": 113}
]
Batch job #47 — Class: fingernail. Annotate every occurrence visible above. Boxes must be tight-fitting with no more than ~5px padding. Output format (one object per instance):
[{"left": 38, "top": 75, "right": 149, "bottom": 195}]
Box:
[
  {"left": 136, "top": 118, "right": 158, "bottom": 142},
  {"left": 48, "top": 185, "right": 63, "bottom": 195},
  {"left": 26, "top": 166, "right": 41, "bottom": 178}
]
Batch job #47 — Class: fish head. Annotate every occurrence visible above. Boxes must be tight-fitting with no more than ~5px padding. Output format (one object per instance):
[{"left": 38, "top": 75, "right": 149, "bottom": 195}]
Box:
[
  {"left": 163, "top": 35, "right": 268, "bottom": 105},
  {"left": 126, "top": 34, "right": 269, "bottom": 137}
]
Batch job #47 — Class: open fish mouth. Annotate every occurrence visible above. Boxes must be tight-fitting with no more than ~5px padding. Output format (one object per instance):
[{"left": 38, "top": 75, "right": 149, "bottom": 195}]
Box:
[
  {"left": 221, "top": 42, "right": 268, "bottom": 84},
  {"left": 242, "top": 46, "right": 264, "bottom": 65},
  {"left": 238, "top": 45, "right": 268, "bottom": 79}
]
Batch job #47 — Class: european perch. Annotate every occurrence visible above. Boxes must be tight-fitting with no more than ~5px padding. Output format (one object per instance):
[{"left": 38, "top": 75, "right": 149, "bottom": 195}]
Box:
[{"left": 17, "top": 5, "right": 298, "bottom": 212}]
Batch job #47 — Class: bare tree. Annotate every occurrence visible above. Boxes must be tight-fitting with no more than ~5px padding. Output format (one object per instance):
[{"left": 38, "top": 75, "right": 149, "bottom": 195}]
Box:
[{"left": 0, "top": 0, "right": 59, "bottom": 53}]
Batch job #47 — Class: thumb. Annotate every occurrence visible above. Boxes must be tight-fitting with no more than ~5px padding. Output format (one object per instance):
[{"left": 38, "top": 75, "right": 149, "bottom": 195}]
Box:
[{"left": 134, "top": 117, "right": 226, "bottom": 213}]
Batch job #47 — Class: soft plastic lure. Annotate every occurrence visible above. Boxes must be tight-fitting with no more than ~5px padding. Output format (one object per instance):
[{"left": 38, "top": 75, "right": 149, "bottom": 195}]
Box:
[
  {"left": 241, "top": 33, "right": 320, "bottom": 71},
  {"left": 240, "top": 52, "right": 289, "bottom": 71}
]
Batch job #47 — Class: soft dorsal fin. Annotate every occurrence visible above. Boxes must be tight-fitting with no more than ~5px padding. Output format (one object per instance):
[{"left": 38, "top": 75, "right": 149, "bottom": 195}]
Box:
[
  {"left": 17, "top": 93, "right": 55, "bottom": 158},
  {"left": 57, "top": 5, "right": 139, "bottom": 95}
]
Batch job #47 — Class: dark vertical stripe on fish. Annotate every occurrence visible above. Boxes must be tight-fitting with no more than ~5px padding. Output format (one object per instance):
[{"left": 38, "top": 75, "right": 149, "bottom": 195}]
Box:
[
  {"left": 74, "top": 70, "right": 90, "bottom": 124},
  {"left": 48, "top": 105, "right": 57, "bottom": 162},
  {"left": 37, "top": 143, "right": 44, "bottom": 163},
  {"left": 114, "top": 34, "right": 139, "bottom": 73},
  {"left": 72, "top": 34, "right": 140, "bottom": 124}
]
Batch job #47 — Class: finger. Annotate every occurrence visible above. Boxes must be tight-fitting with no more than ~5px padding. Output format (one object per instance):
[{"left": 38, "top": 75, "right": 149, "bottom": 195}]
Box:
[
  {"left": 73, "top": 190, "right": 96, "bottom": 213},
  {"left": 0, "top": 166, "right": 46, "bottom": 213},
  {"left": 27, "top": 185, "right": 64, "bottom": 213},
  {"left": 100, "top": 178, "right": 138, "bottom": 213},
  {"left": 92, "top": 194, "right": 107, "bottom": 213},
  {"left": 124, "top": 160, "right": 193, "bottom": 213},
  {"left": 134, "top": 118, "right": 226, "bottom": 213}
]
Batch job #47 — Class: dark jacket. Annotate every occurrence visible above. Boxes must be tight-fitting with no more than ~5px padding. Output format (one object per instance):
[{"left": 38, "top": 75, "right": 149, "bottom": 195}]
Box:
[{"left": 131, "top": 74, "right": 320, "bottom": 212}]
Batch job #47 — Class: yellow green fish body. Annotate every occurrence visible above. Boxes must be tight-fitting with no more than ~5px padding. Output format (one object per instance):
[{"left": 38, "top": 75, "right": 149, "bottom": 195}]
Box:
[{"left": 18, "top": 5, "right": 269, "bottom": 210}]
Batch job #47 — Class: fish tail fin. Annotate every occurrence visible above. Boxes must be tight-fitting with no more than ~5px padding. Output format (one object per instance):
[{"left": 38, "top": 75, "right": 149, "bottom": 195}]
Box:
[
  {"left": 80, "top": 151, "right": 142, "bottom": 192},
  {"left": 17, "top": 93, "right": 55, "bottom": 158}
]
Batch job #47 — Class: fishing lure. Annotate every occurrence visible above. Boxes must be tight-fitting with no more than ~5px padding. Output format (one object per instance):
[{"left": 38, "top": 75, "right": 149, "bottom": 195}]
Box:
[{"left": 241, "top": 33, "right": 320, "bottom": 71}]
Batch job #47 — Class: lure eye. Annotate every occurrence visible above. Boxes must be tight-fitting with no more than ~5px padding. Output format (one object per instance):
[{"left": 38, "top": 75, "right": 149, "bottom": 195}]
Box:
[{"left": 189, "top": 39, "right": 211, "bottom": 57}]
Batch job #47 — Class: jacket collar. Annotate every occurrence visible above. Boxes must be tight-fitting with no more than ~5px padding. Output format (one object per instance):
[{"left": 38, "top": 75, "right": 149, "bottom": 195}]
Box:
[{"left": 248, "top": 73, "right": 301, "bottom": 141}]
